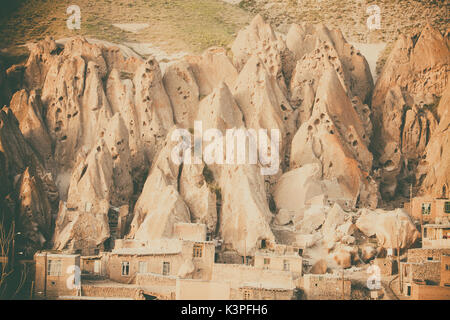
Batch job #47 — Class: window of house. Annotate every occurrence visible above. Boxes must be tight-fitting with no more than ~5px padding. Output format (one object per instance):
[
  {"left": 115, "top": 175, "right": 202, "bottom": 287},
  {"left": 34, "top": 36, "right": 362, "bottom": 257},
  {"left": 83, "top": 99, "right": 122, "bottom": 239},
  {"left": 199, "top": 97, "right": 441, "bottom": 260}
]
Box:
[
  {"left": 243, "top": 290, "right": 251, "bottom": 300},
  {"left": 206, "top": 233, "right": 212, "bottom": 241},
  {"left": 422, "top": 203, "right": 431, "bottom": 215},
  {"left": 94, "top": 260, "right": 100, "bottom": 274},
  {"left": 446, "top": 202, "right": 450, "bottom": 214},
  {"left": 121, "top": 261, "right": 130, "bottom": 276},
  {"left": 139, "top": 261, "right": 148, "bottom": 274},
  {"left": 263, "top": 258, "right": 270, "bottom": 269},
  {"left": 283, "top": 260, "right": 290, "bottom": 271},
  {"left": 162, "top": 262, "right": 170, "bottom": 275},
  {"left": 193, "top": 243, "right": 203, "bottom": 258},
  {"left": 446, "top": 264, "right": 450, "bottom": 271},
  {"left": 47, "top": 259, "right": 62, "bottom": 276}
]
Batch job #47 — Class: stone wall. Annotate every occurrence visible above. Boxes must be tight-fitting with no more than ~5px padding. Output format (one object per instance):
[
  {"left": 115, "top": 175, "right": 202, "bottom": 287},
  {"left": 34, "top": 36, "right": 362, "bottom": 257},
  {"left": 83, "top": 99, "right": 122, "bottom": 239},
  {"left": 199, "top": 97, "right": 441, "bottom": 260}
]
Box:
[
  {"left": 176, "top": 279, "right": 230, "bottom": 300},
  {"left": 254, "top": 253, "right": 302, "bottom": 276},
  {"left": 230, "top": 287, "right": 293, "bottom": 300},
  {"left": 402, "top": 261, "right": 441, "bottom": 285},
  {"left": 410, "top": 283, "right": 450, "bottom": 300},
  {"left": 374, "top": 258, "right": 394, "bottom": 275},
  {"left": 406, "top": 248, "right": 450, "bottom": 263},
  {"left": 34, "top": 253, "right": 80, "bottom": 298},
  {"left": 136, "top": 273, "right": 177, "bottom": 287},
  {"left": 303, "top": 274, "right": 352, "bottom": 300},
  {"left": 212, "top": 263, "right": 295, "bottom": 290},
  {"left": 81, "top": 284, "right": 144, "bottom": 300},
  {"left": 440, "top": 255, "right": 450, "bottom": 286}
]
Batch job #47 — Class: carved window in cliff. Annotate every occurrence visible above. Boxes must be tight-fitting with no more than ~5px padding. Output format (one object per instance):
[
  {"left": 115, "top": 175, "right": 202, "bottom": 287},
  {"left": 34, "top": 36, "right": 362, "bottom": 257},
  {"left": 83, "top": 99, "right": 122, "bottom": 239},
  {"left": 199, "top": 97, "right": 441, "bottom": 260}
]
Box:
[
  {"left": 445, "top": 202, "right": 450, "bottom": 214},
  {"left": 422, "top": 203, "right": 431, "bottom": 215},
  {"left": 193, "top": 243, "right": 203, "bottom": 258},
  {"left": 47, "top": 260, "right": 62, "bottom": 276},
  {"left": 162, "top": 262, "right": 170, "bottom": 275},
  {"left": 121, "top": 261, "right": 130, "bottom": 276},
  {"left": 261, "top": 240, "right": 267, "bottom": 249}
]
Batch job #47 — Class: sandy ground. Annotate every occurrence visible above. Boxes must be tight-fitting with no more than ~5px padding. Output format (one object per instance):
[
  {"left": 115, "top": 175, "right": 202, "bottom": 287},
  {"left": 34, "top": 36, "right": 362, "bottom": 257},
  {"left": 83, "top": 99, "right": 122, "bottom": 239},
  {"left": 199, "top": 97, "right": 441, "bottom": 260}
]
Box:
[
  {"left": 112, "top": 23, "right": 150, "bottom": 33},
  {"left": 220, "top": 0, "right": 242, "bottom": 4}
]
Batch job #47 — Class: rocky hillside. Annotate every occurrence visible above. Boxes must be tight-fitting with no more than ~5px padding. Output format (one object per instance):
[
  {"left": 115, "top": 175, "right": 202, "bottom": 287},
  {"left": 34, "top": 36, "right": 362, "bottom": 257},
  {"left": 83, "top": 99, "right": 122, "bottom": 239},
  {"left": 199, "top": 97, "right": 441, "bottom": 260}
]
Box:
[
  {"left": 0, "top": 15, "right": 448, "bottom": 269},
  {"left": 241, "top": 0, "right": 449, "bottom": 43}
]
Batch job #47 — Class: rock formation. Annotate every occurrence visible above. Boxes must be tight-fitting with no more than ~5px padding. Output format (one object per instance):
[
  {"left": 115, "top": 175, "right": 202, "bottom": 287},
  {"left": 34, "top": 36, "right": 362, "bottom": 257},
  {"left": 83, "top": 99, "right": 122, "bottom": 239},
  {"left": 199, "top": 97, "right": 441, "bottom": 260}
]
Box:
[
  {"left": 372, "top": 24, "right": 449, "bottom": 199},
  {"left": 0, "top": 15, "right": 445, "bottom": 267}
]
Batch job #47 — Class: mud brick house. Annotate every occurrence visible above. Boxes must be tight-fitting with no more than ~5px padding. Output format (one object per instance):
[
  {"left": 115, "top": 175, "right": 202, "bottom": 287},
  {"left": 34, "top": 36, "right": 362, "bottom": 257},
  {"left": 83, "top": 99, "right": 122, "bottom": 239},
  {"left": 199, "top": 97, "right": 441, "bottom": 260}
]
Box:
[{"left": 34, "top": 252, "right": 80, "bottom": 298}]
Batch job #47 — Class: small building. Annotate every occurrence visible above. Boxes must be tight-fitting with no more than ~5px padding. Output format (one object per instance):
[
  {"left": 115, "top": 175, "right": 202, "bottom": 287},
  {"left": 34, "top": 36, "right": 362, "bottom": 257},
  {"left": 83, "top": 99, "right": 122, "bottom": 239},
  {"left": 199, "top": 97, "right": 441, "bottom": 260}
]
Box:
[
  {"left": 406, "top": 248, "right": 450, "bottom": 263},
  {"left": 404, "top": 197, "right": 450, "bottom": 224},
  {"left": 302, "top": 274, "right": 352, "bottom": 300},
  {"left": 440, "top": 254, "right": 450, "bottom": 287},
  {"left": 236, "top": 283, "right": 294, "bottom": 300},
  {"left": 400, "top": 248, "right": 450, "bottom": 299},
  {"left": 374, "top": 258, "right": 394, "bottom": 276},
  {"left": 254, "top": 251, "right": 302, "bottom": 277},
  {"left": 80, "top": 255, "right": 103, "bottom": 276},
  {"left": 34, "top": 252, "right": 80, "bottom": 298},
  {"left": 422, "top": 224, "right": 450, "bottom": 249},
  {"left": 211, "top": 263, "right": 296, "bottom": 300},
  {"left": 107, "top": 238, "right": 215, "bottom": 283}
]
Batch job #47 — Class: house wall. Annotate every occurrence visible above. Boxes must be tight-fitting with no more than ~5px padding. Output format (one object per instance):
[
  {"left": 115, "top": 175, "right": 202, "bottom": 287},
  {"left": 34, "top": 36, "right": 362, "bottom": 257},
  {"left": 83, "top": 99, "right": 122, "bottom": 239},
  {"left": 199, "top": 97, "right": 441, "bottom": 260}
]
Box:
[
  {"left": 176, "top": 279, "right": 231, "bottom": 300},
  {"left": 34, "top": 253, "right": 80, "bottom": 298},
  {"left": 80, "top": 284, "right": 145, "bottom": 300},
  {"left": 410, "top": 283, "right": 450, "bottom": 300},
  {"left": 374, "top": 258, "right": 394, "bottom": 276},
  {"left": 440, "top": 255, "right": 450, "bottom": 286},
  {"left": 231, "top": 287, "right": 293, "bottom": 300},
  {"left": 211, "top": 263, "right": 295, "bottom": 290},
  {"left": 303, "top": 274, "right": 352, "bottom": 300},
  {"left": 406, "top": 248, "right": 450, "bottom": 262},
  {"left": 402, "top": 261, "right": 441, "bottom": 286},
  {"left": 81, "top": 257, "right": 102, "bottom": 274},
  {"left": 108, "top": 253, "right": 183, "bottom": 283},
  {"left": 254, "top": 254, "right": 302, "bottom": 276},
  {"left": 180, "top": 241, "right": 215, "bottom": 280},
  {"left": 136, "top": 273, "right": 177, "bottom": 287},
  {"left": 422, "top": 238, "right": 450, "bottom": 249},
  {"left": 107, "top": 241, "right": 215, "bottom": 283},
  {"left": 407, "top": 198, "right": 449, "bottom": 223}
]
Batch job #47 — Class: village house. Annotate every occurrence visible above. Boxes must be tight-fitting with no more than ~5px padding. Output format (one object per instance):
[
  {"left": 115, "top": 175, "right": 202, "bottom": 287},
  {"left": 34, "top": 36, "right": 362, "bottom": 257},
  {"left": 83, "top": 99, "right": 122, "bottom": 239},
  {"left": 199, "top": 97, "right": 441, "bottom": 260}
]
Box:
[
  {"left": 404, "top": 196, "right": 450, "bottom": 224},
  {"left": 210, "top": 263, "right": 296, "bottom": 300},
  {"left": 34, "top": 252, "right": 80, "bottom": 298},
  {"left": 400, "top": 248, "right": 450, "bottom": 299},
  {"left": 302, "top": 274, "right": 352, "bottom": 300},
  {"left": 80, "top": 255, "right": 103, "bottom": 276},
  {"left": 422, "top": 224, "right": 450, "bottom": 248},
  {"left": 373, "top": 257, "right": 395, "bottom": 276},
  {"left": 106, "top": 238, "right": 215, "bottom": 283}
]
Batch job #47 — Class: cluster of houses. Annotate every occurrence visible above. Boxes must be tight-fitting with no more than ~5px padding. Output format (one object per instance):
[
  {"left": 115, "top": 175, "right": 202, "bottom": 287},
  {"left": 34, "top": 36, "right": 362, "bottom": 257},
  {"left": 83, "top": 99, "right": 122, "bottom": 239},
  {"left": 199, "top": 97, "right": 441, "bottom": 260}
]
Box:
[
  {"left": 31, "top": 195, "right": 450, "bottom": 300},
  {"left": 33, "top": 223, "right": 304, "bottom": 300}
]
